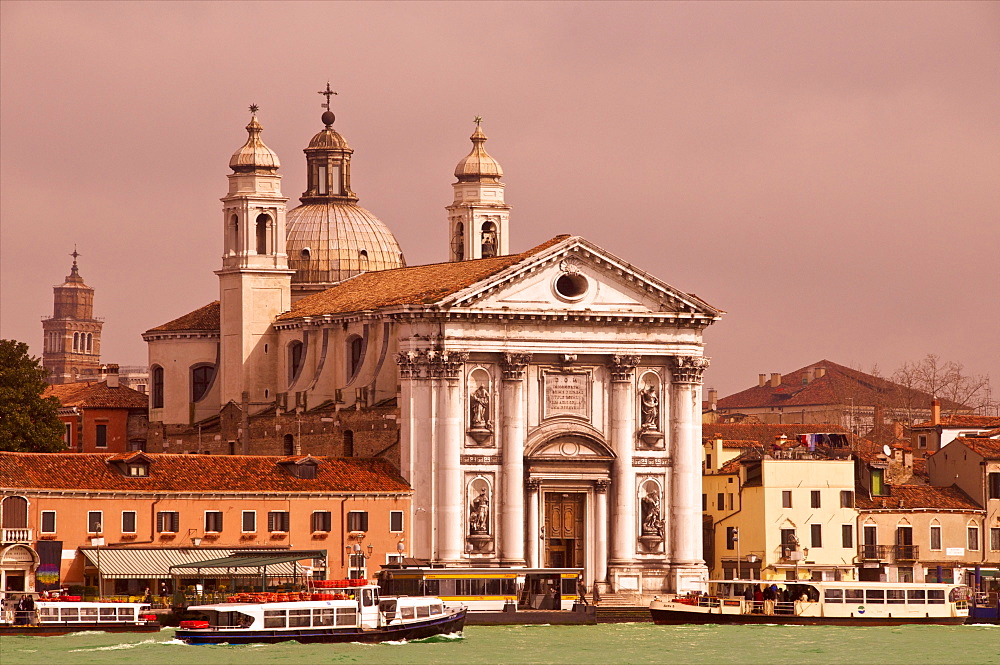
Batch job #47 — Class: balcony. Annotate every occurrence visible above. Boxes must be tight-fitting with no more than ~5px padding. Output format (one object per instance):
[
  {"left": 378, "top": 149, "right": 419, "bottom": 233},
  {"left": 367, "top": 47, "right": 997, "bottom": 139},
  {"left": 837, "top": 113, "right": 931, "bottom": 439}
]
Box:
[
  {"left": 2, "top": 528, "right": 33, "bottom": 543},
  {"left": 859, "top": 544, "right": 889, "bottom": 561},
  {"left": 893, "top": 544, "right": 919, "bottom": 562}
]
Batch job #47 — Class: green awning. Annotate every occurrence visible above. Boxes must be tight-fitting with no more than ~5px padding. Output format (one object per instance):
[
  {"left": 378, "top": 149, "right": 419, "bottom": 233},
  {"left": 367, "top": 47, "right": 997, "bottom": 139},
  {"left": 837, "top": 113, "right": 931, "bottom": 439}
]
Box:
[
  {"left": 169, "top": 550, "right": 326, "bottom": 571},
  {"left": 81, "top": 548, "right": 320, "bottom": 579}
]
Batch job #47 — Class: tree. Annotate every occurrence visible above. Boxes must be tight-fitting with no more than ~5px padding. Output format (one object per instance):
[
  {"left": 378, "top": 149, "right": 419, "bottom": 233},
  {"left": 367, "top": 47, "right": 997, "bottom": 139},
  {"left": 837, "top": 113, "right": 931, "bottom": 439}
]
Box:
[
  {"left": 892, "top": 354, "right": 995, "bottom": 418},
  {"left": 0, "top": 339, "right": 66, "bottom": 452}
]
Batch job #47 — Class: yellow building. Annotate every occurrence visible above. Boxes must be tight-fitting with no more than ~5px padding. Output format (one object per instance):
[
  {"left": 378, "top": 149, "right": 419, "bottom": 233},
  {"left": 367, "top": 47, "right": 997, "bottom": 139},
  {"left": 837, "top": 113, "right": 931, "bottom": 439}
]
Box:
[{"left": 703, "top": 434, "right": 858, "bottom": 582}]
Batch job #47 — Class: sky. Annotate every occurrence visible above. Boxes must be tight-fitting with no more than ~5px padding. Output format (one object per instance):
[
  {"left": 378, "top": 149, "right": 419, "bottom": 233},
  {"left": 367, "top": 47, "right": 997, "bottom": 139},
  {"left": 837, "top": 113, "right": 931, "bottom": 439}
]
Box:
[{"left": 1, "top": 1, "right": 998, "bottom": 398}]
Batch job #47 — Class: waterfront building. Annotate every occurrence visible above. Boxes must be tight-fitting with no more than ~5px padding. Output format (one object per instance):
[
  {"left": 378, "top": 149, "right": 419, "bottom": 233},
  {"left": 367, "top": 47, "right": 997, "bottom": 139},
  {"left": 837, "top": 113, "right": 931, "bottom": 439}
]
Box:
[
  {"left": 0, "top": 452, "right": 410, "bottom": 595},
  {"left": 41, "top": 252, "right": 104, "bottom": 385},
  {"left": 142, "top": 99, "right": 723, "bottom": 595},
  {"left": 43, "top": 365, "right": 148, "bottom": 452}
]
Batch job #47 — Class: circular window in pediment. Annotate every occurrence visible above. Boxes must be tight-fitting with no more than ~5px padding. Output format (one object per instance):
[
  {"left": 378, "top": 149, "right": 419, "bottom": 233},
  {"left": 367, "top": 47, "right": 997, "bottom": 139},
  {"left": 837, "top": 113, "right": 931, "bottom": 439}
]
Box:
[{"left": 554, "top": 273, "right": 588, "bottom": 302}]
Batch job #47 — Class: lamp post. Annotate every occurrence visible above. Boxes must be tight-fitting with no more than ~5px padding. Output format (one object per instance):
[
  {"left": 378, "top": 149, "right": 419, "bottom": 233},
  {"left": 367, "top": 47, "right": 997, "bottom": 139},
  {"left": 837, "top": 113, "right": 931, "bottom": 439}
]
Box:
[
  {"left": 746, "top": 553, "right": 758, "bottom": 580},
  {"left": 733, "top": 527, "right": 741, "bottom": 579}
]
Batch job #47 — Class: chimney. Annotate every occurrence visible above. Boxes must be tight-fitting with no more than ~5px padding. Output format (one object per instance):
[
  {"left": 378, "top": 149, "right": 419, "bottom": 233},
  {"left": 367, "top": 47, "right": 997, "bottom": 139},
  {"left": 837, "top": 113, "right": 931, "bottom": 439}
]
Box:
[
  {"left": 804, "top": 368, "right": 814, "bottom": 384},
  {"left": 770, "top": 373, "right": 782, "bottom": 388},
  {"left": 874, "top": 405, "right": 884, "bottom": 427},
  {"left": 105, "top": 363, "right": 120, "bottom": 388},
  {"left": 814, "top": 367, "right": 826, "bottom": 379},
  {"left": 758, "top": 373, "right": 767, "bottom": 388},
  {"left": 708, "top": 388, "right": 718, "bottom": 411},
  {"left": 714, "top": 435, "right": 723, "bottom": 470},
  {"left": 931, "top": 399, "right": 940, "bottom": 426}
]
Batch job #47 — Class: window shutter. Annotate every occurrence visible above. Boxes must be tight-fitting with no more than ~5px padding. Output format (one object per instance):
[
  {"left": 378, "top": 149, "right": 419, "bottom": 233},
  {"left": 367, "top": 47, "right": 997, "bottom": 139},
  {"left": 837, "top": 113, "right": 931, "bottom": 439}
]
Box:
[{"left": 171, "top": 512, "right": 179, "bottom": 533}]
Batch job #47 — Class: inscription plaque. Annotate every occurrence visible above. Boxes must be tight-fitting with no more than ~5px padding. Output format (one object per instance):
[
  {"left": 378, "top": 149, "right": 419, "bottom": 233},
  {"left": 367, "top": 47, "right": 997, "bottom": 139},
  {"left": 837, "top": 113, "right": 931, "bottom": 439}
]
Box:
[{"left": 543, "top": 372, "right": 590, "bottom": 420}]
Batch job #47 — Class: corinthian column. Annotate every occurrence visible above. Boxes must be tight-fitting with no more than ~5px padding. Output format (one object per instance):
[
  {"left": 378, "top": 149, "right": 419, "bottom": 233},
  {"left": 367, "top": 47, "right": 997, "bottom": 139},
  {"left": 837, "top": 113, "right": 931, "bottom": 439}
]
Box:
[
  {"left": 609, "top": 354, "right": 640, "bottom": 565},
  {"left": 668, "top": 355, "right": 709, "bottom": 570},
  {"left": 433, "top": 350, "right": 468, "bottom": 563},
  {"left": 526, "top": 478, "right": 541, "bottom": 568},
  {"left": 500, "top": 352, "right": 531, "bottom": 566},
  {"left": 395, "top": 350, "right": 434, "bottom": 560},
  {"left": 594, "top": 479, "right": 611, "bottom": 585}
]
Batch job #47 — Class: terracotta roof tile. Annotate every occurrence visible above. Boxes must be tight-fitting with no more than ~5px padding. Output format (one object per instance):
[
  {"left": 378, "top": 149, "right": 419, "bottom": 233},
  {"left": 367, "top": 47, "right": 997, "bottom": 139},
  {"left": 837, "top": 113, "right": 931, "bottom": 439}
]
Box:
[
  {"left": 0, "top": 452, "right": 410, "bottom": 494},
  {"left": 44, "top": 381, "right": 148, "bottom": 409},
  {"left": 717, "top": 360, "right": 963, "bottom": 411},
  {"left": 856, "top": 484, "right": 981, "bottom": 511},
  {"left": 912, "top": 416, "right": 1000, "bottom": 430},
  {"left": 146, "top": 301, "right": 220, "bottom": 333},
  {"left": 278, "top": 236, "right": 571, "bottom": 320},
  {"left": 955, "top": 437, "right": 1000, "bottom": 460}
]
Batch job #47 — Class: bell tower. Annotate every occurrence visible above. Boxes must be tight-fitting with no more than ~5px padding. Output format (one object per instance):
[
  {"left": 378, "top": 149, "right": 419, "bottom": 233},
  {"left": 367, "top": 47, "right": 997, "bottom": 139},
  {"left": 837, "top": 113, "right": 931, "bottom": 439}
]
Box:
[
  {"left": 41, "top": 249, "right": 103, "bottom": 384},
  {"left": 216, "top": 106, "right": 293, "bottom": 406},
  {"left": 447, "top": 118, "right": 511, "bottom": 262}
]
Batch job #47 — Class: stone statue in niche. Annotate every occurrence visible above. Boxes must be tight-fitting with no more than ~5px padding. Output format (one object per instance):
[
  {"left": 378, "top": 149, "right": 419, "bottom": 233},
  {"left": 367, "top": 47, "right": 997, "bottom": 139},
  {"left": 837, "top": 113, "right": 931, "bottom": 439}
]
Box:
[
  {"left": 640, "top": 488, "right": 664, "bottom": 538},
  {"left": 470, "top": 385, "right": 490, "bottom": 428},
  {"left": 470, "top": 488, "right": 490, "bottom": 534},
  {"left": 640, "top": 385, "right": 659, "bottom": 430}
]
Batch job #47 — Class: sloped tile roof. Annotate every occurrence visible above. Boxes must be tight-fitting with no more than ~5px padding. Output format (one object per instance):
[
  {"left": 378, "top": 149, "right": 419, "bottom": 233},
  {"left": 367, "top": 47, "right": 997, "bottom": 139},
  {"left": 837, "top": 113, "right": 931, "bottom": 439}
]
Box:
[
  {"left": 44, "top": 381, "right": 148, "bottom": 409},
  {"left": 856, "top": 484, "right": 982, "bottom": 511},
  {"left": 278, "top": 236, "right": 571, "bottom": 320},
  {"left": 704, "top": 439, "right": 759, "bottom": 449},
  {"left": 0, "top": 452, "right": 410, "bottom": 494},
  {"left": 956, "top": 437, "right": 1000, "bottom": 460},
  {"left": 717, "top": 359, "right": 962, "bottom": 411},
  {"left": 701, "top": 423, "right": 852, "bottom": 448},
  {"left": 912, "top": 416, "right": 1000, "bottom": 430},
  {"left": 146, "top": 301, "right": 220, "bottom": 333}
]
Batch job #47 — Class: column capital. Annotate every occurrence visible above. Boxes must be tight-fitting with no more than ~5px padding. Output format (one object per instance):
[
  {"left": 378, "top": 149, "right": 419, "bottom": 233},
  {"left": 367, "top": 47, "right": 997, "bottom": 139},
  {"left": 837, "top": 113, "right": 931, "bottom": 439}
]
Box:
[
  {"left": 669, "top": 355, "right": 710, "bottom": 384},
  {"left": 526, "top": 477, "right": 542, "bottom": 491},
  {"left": 594, "top": 479, "right": 611, "bottom": 493},
  {"left": 395, "top": 349, "right": 469, "bottom": 379},
  {"left": 500, "top": 352, "right": 532, "bottom": 380},
  {"left": 609, "top": 354, "right": 641, "bottom": 382}
]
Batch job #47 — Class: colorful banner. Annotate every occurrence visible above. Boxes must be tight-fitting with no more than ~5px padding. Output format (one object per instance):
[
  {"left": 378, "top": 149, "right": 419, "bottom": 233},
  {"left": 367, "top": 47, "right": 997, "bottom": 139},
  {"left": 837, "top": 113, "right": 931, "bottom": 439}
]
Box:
[{"left": 35, "top": 540, "right": 62, "bottom": 591}]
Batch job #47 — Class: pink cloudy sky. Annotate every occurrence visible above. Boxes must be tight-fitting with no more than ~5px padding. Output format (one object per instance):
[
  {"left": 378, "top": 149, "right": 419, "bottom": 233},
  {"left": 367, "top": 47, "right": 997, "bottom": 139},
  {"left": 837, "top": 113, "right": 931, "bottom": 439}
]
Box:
[{"left": 1, "top": 1, "right": 997, "bottom": 398}]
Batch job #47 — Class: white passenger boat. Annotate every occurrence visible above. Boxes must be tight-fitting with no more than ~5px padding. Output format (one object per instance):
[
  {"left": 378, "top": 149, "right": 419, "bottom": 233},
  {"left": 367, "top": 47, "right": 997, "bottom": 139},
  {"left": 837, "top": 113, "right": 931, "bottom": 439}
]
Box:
[
  {"left": 176, "top": 582, "right": 465, "bottom": 645},
  {"left": 0, "top": 599, "right": 159, "bottom": 636},
  {"left": 649, "top": 580, "right": 970, "bottom": 626}
]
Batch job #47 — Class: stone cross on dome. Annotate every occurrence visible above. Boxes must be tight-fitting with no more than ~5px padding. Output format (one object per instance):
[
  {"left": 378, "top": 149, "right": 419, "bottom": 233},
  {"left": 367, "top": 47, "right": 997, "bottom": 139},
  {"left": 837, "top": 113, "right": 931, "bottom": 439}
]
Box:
[{"left": 319, "top": 82, "right": 337, "bottom": 111}]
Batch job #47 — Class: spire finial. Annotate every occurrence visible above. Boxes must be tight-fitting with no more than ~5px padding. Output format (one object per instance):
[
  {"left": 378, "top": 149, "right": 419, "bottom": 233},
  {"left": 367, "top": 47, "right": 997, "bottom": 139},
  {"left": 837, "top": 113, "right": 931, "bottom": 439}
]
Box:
[
  {"left": 249, "top": 103, "right": 259, "bottom": 115},
  {"left": 474, "top": 115, "right": 483, "bottom": 126},
  {"left": 319, "top": 82, "right": 338, "bottom": 111},
  {"left": 70, "top": 245, "right": 80, "bottom": 264}
]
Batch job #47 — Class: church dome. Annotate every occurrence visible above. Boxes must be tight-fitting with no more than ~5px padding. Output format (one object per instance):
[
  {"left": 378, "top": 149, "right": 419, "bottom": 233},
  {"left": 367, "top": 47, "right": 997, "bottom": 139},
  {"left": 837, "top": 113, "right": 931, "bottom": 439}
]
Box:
[
  {"left": 307, "top": 126, "right": 351, "bottom": 151},
  {"left": 454, "top": 122, "right": 503, "bottom": 183},
  {"left": 229, "top": 114, "right": 280, "bottom": 174},
  {"left": 286, "top": 202, "right": 405, "bottom": 289}
]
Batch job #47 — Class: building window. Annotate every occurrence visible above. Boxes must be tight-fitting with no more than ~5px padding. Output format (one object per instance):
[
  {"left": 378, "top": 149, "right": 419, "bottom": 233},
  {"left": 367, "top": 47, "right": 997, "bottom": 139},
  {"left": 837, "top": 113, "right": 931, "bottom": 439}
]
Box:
[
  {"left": 347, "top": 336, "right": 363, "bottom": 378},
  {"left": 930, "top": 524, "right": 942, "bottom": 550},
  {"left": 63, "top": 423, "right": 72, "bottom": 445},
  {"left": 359, "top": 249, "right": 369, "bottom": 272},
  {"left": 127, "top": 463, "right": 147, "bottom": 477},
  {"left": 151, "top": 366, "right": 164, "bottom": 409},
  {"left": 157, "top": 511, "right": 179, "bottom": 533},
  {"left": 121, "top": 511, "right": 137, "bottom": 534},
  {"left": 205, "top": 511, "right": 223, "bottom": 533},
  {"left": 283, "top": 434, "right": 295, "bottom": 456},
  {"left": 88, "top": 511, "right": 103, "bottom": 533},
  {"left": 811, "top": 524, "right": 823, "bottom": 548},
  {"left": 726, "top": 526, "right": 738, "bottom": 551},
  {"left": 288, "top": 341, "right": 304, "bottom": 384},
  {"left": 727, "top": 493, "right": 734, "bottom": 511},
  {"left": 870, "top": 469, "right": 885, "bottom": 496},
  {"left": 41, "top": 511, "right": 56, "bottom": 534},
  {"left": 701, "top": 494, "right": 707, "bottom": 512},
  {"left": 988, "top": 473, "right": 1000, "bottom": 500},
  {"left": 481, "top": 221, "right": 498, "bottom": 258},
  {"left": 344, "top": 430, "right": 354, "bottom": 457},
  {"left": 390, "top": 510, "right": 404, "bottom": 533},
  {"left": 991, "top": 528, "right": 1000, "bottom": 551},
  {"left": 781, "top": 529, "right": 798, "bottom": 557},
  {"left": 917, "top": 435, "right": 927, "bottom": 449},
  {"left": 191, "top": 364, "right": 215, "bottom": 402},
  {"left": 347, "top": 511, "right": 368, "bottom": 532},
  {"left": 73, "top": 332, "right": 79, "bottom": 352},
  {"left": 782, "top": 491, "right": 792, "bottom": 508},
  {"left": 811, "top": 491, "right": 821, "bottom": 508},
  {"left": 968, "top": 525, "right": 980, "bottom": 551},
  {"left": 717, "top": 493, "right": 725, "bottom": 511},
  {"left": 268, "top": 511, "right": 290, "bottom": 532},
  {"left": 311, "top": 511, "right": 332, "bottom": 532},
  {"left": 348, "top": 554, "right": 367, "bottom": 580},
  {"left": 842, "top": 524, "right": 853, "bottom": 549},
  {"left": 840, "top": 490, "right": 854, "bottom": 508},
  {"left": 95, "top": 424, "right": 108, "bottom": 448},
  {"left": 255, "top": 214, "right": 269, "bottom": 255},
  {"left": 242, "top": 511, "right": 256, "bottom": 533}
]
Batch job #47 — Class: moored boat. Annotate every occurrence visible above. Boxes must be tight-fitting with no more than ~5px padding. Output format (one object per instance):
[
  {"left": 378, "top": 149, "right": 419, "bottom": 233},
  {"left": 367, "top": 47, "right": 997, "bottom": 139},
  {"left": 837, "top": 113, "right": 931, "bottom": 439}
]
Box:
[
  {"left": 649, "top": 580, "right": 970, "bottom": 626},
  {"left": 0, "top": 599, "right": 160, "bottom": 636},
  {"left": 176, "top": 581, "right": 465, "bottom": 645}
]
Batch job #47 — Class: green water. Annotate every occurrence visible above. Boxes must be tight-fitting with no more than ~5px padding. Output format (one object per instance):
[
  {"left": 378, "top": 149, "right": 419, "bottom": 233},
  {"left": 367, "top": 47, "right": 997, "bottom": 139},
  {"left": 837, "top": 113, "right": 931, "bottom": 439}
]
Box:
[{"left": 1, "top": 624, "right": 997, "bottom": 665}]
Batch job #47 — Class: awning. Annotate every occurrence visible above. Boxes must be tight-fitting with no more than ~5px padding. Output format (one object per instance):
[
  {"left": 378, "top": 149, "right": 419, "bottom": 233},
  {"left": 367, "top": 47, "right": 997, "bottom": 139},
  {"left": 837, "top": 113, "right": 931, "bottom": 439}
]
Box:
[
  {"left": 170, "top": 550, "right": 327, "bottom": 572},
  {"left": 81, "top": 548, "right": 312, "bottom": 579}
]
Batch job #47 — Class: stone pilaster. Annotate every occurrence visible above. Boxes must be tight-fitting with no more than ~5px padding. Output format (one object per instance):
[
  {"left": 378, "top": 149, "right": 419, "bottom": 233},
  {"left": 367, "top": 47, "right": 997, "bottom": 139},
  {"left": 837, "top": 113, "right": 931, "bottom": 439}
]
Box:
[
  {"left": 526, "top": 478, "right": 542, "bottom": 568},
  {"left": 594, "top": 479, "right": 611, "bottom": 585},
  {"left": 499, "top": 352, "right": 530, "bottom": 566},
  {"left": 609, "top": 354, "right": 640, "bottom": 565}
]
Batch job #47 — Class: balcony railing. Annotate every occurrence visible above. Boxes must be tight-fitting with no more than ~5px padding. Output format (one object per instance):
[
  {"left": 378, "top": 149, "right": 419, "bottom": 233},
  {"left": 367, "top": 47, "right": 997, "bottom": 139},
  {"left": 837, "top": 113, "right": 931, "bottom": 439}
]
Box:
[
  {"left": 2, "top": 528, "right": 33, "bottom": 543},
  {"left": 893, "top": 544, "right": 919, "bottom": 561},
  {"left": 859, "top": 544, "right": 889, "bottom": 561}
]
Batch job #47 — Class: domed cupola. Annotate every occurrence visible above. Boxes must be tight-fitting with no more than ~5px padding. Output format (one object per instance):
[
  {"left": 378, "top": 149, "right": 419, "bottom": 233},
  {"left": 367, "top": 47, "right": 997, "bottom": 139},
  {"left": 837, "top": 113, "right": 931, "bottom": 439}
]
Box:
[
  {"left": 454, "top": 122, "right": 503, "bottom": 183},
  {"left": 286, "top": 85, "right": 405, "bottom": 301},
  {"left": 229, "top": 112, "right": 280, "bottom": 174}
]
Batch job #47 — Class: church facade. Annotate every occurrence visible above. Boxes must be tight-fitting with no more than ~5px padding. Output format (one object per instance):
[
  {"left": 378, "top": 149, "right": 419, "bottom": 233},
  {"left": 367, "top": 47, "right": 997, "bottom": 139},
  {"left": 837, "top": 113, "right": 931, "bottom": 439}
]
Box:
[{"left": 144, "top": 102, "right": 722, "bottom": 594}]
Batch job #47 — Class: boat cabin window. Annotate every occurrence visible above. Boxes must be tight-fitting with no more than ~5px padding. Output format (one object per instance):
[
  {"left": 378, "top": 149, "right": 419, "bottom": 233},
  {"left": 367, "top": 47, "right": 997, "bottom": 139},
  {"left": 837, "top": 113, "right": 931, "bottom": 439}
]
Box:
[
  {"left": 824, "top": 589, "right": 843, "bottom": 603},
  {"left": 430, "top": 603, "right": 443, "bottom": 615},
  {"left": 400, "top": 606, "right": 415, "bottom": 620},
  {"left": 928, "top": 590, "right": 945, "bottom": 604},
  {"left": 865, "top": 590, "right": 885, "bottom": 604},
  {"left": 907, "top": 589, "right": 926, "bottom": 603},
  {"left": 416, "top": 605, "right": 430, "bottom": 618},
  {"left": 61, "top": 608, "right": 80, "bottom": 621},
  {"left": 289, "top": 609, "right": 311, "bottom": 627},
  {"left": 38, "top": 607, "right": 58, "bottom": 620},
  {"left": 313, "top": 608, "right": 335, "bottom": 626},
  {"left": 379, "top": 599, "right": 397, "bottom": 617},
  {"left": 886, "top": 590, "right": 906, "bottom": 604},
  {"left": 100, "top": 607, "right": 117, "bottom": 620},
  {"left": 264, "top": 610, "right": 286, "bottom": 628},
  {"left": 845, "top": 589, "right": 864, "bottom": 603},
  {"left": 336, "top": 607, "right": 357, "bottom": 626},
  {"left": 362, "top": 588, "right": 375, "bottom": 607}
]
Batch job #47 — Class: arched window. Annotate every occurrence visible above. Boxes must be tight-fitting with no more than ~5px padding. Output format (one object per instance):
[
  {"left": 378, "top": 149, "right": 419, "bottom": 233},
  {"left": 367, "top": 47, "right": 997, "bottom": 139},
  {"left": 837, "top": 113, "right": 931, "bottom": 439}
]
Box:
[
  {"left": 347, "top": 336, "right": 364, "bottom": 378},
  {"left": 86, "top": 333, "right": 93, "bottom": 353},
  {"left": 73, "top": 332, "right": 80, "bottom": 352},
  {"left": 230, "top": 214, "right": 240, "bottom": 254},
  {"left": 481, "top": 221, "right": 497, "bottom": 258},
  {"left": 151, "top": 366, "right": 164, "bottom": 409},
  {"left": 191, "top": 364, "right": 215, "bottom": 402},
  {"left": 453, "top": 222, "right": 465, "bottom": 261},
  {"left": 288, "top": 341, "right": 304, "bottom": 384},
  {"left": 359, "top": 250, "right": 369, "bottom": 272},
  {"left": 255, "top": 214, "right": 269, "bottom": 255},
  {"left": 1, "top": 496, "right": 29, "bottom": 529},
  {"left": 283, "top": 434, "right": 295, "bottom": 456},
  {"left": 343, "top": 430, "right": 354, "bottom": 457}
]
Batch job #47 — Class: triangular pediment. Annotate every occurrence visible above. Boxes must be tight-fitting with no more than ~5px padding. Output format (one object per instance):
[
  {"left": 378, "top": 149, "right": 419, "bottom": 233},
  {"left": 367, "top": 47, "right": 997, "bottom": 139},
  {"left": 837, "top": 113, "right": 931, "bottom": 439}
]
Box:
[{"left": 441, "top": 236, "right": 721, "bottom": 319}]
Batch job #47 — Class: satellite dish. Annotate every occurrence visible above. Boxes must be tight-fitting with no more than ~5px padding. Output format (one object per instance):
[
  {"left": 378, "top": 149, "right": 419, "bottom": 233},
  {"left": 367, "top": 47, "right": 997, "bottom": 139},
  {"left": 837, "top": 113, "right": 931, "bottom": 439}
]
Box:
[{"left": 882, "top": 444, "right": 892, "bottom": 457}]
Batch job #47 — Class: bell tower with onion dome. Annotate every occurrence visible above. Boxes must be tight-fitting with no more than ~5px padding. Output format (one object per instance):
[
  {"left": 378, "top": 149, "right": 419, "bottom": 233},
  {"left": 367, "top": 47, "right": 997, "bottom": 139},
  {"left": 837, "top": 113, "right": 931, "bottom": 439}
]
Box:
[
  {"left": 447, "top": 117, "right": 511, "bottom": 262},
  {"left": 216, "top": 105, "right": 294, "bottom": 408}
]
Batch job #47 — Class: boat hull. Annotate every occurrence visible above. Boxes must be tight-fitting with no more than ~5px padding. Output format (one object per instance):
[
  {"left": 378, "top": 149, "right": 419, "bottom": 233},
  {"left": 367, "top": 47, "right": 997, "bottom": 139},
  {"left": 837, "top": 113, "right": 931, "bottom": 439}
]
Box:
[
  {"left": 649, "top": 607, "right": 965, "bottom": 626},
  {"left": 0, "top": 622, "right": 161, "bottom": 637},
  {"left": 176, "top": 609, "right": 466, "bottom": 645}
]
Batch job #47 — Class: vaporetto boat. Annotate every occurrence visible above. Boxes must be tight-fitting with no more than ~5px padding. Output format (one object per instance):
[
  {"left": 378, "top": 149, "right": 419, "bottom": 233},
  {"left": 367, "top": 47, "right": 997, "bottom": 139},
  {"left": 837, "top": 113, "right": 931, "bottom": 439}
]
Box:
[
  {"left": 176, "top": 581, "right": 466, "bottom": 645},
  {"left": 0, "top": 599, "right": 160, "bottom": 636},
  {"left": 649, "top": 580, "right": 970, "bottom": 626}
]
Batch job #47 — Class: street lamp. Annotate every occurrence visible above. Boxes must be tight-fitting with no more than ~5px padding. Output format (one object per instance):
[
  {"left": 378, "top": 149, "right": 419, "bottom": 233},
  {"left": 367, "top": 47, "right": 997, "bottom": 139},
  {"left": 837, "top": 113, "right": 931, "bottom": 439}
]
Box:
[
  {"left": 746, "top": 554, "right": 758, "bottom": 580},
  {"left": 732, "top": 527, "right": 741, "bottom": 579}
]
